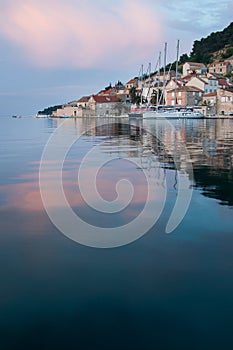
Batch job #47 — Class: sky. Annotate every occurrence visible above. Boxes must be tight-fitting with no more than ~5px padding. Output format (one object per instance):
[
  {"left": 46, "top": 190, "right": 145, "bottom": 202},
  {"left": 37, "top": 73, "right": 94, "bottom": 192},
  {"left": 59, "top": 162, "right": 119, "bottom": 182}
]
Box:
[{"left": 0, "top": 0, "right": 232, "bottom": 116}]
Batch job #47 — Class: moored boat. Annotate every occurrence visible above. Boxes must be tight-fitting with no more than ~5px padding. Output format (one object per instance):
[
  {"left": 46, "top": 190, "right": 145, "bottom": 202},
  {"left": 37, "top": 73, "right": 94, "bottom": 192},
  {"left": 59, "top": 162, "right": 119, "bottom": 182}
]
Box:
[{"left": 143, "top": 106, "right": 204, "bottom": 119}]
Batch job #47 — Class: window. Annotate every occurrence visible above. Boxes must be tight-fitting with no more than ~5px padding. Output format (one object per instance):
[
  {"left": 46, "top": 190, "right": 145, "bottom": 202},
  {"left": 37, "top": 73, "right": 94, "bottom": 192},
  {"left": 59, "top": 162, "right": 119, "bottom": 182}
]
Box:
[
  {"left": 178, "top": 99, "right": 182, "bottom": 105},
  {"left": 195, "top": 99, "right": 198, "bottom": 105},
  {"left": 172, "top": 92, "right": 175, "bottom": 97},
  {"left": 171, "top": 100, "right": 175, "bottom": 105},
  {"left": 178, "top": 92, "right": 182, "bottom": 96},
  {"left": 221, "top": 97, "right": 225, "bottom": 102},
  {"left": 199, "top": 92, "right": 202, "bottom": 97},
  {"left": 220, "top": 68, "right": 222, "bottom": 72},
  {"left": 193, "top": 92, "right": 195, "bottom": 96}
]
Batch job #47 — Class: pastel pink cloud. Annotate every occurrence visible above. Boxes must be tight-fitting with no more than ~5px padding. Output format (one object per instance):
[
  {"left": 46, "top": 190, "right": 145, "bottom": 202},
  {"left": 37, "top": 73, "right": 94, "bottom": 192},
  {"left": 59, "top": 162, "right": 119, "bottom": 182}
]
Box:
[{"left": 0, "top": 0, "right": 162, "bottom": 68}]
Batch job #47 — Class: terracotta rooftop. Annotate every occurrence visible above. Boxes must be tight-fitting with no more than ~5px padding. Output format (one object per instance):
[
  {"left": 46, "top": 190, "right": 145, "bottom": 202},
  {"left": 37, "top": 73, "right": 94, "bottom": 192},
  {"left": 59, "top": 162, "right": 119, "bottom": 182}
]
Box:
[
  {"left": 126, "top": 78, "right": 138, "bottom": 84},
  {"left": 203, "top": 92, "right": 217, "bottom": 97},
  {"left": 218, "top": 79, "right": 230, "bottom": 87},
  {"left": 91, "top": 95, "right": 119, "bottom": 103},
  {"left": 168, "top": 86, "right": 203, "bottom": 93},
  {"left": 181, "top": 73, "right": 196, "bottom": 81},
  {"left": 77, "top": 96, "right": 90, "bottom": 103}
]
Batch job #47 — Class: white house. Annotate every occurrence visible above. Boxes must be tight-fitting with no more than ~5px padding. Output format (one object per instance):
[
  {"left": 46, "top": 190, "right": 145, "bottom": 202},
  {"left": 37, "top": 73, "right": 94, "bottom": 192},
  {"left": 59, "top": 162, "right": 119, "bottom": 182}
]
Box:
[{"left": 183, "top": 62, "right": 206, "bottom": 76}]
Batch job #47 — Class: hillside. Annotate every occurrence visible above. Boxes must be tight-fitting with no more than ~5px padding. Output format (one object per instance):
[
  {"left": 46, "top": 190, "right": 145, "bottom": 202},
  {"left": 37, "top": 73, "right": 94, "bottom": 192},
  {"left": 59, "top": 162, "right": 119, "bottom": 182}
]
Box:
[{"left": 187, "top": 22, "right": 233, "bottom": 64}]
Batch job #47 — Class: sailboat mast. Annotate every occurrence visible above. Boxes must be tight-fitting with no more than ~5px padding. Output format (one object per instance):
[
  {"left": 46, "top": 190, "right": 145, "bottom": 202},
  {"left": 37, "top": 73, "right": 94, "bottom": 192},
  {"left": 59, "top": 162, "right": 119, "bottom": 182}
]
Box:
[
  {"left": 141, "top": 64, "right": 144, "bottom": 105},
  {"left": 175, "top": 39, "right": 180, "bottom": 106},
  {"left": 157, "top": 51, "right": 161, "bottom": 107},
  {"left": 162, "top": 42, "right": 167, "bottom": 105}
]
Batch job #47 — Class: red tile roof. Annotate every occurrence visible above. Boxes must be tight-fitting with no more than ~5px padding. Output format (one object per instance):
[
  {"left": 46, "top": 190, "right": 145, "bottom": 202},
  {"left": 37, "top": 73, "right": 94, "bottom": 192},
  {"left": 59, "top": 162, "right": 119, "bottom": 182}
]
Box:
[
  {"left": 91, "top": 95, "right": 119, "bottom": 103},
  {"left": 203, "top": 92, "right": 217, "bottom": 97},
  {"left": 77, "top": 96, "right": 90, "bottom": 103},
  {"left": 181, "top": 73, "right": 196, "bottom": 81},
  {"left": 126, "top": 78, "right": 138, "bottom": 84},
  {"left": 218, "top": 79, "right": 230, "bottom": 87},
  {"left": 168, "top": 86, "right": 203, "bottom": 93}
]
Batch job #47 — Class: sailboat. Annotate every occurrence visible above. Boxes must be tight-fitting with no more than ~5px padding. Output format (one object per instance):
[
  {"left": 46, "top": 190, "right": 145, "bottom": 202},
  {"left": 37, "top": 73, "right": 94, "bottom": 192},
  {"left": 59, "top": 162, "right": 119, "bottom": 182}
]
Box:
[{"left": 142, "top": 41, "right": 204, "bottom": 119}]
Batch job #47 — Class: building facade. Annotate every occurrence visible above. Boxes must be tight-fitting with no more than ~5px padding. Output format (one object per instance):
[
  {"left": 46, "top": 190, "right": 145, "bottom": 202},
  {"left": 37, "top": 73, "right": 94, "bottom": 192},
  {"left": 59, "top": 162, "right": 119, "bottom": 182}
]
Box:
[
  {"left": 166, "top": 86, "right": 203, "bottom": 106},
  {"left": 217, "top": 88, "right": 233, "bottom": 115},
  {"left": 208, "top": 61, "right": 232, "bottom": 75}
]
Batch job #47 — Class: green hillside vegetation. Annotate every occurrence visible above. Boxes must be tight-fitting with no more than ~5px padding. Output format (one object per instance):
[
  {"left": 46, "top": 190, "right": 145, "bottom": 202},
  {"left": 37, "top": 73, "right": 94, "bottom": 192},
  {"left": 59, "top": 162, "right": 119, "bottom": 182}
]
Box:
[
  {"left": 38, "top": 104, "right": 62, "bottom": 115},
  {"left": 187, "top": 22, "right": 233, "bottom": 64}
]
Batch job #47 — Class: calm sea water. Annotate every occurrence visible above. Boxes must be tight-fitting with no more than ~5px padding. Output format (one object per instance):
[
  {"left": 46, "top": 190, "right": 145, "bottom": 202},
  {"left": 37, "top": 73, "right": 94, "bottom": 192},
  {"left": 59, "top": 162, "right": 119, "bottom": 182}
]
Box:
[{"left": 0, "top": 116, "right": 233, "bottom": 350}]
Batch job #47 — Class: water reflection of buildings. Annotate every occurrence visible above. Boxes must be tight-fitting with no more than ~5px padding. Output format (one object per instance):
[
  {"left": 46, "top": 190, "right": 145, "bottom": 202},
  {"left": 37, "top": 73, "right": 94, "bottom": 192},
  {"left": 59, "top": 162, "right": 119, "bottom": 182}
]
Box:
[
  {"left": 130, "top": 118, "right": 233, "bottom": 206},
  {"left": 49, "top": 117, "right": 233, "bottom": 206}
]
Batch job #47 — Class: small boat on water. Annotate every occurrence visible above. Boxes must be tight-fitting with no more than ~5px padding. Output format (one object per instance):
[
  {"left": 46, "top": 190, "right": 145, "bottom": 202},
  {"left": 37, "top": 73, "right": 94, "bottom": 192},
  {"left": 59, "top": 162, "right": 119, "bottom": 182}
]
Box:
[{"left": 59, "top": 115, "right": 72, "bottom": 118}]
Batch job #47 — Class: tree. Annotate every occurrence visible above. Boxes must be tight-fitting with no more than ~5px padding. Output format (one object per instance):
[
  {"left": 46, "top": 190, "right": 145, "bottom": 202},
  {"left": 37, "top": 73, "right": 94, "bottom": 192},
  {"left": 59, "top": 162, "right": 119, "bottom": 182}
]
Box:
[
  {"left": 150, "top": 89, "right": 163, "bottom": 105},
  {"left": 129, "top": 87, "right": 141, "bottom": 105},
  {"left": 179, "top": 53, "right": 189, "bottom": 64},
  {"left": 222, "top": 47, "right": 233, "bottom": 59},
  {"left": 105, "top": 83, "right": 112, "bottom": 90}
]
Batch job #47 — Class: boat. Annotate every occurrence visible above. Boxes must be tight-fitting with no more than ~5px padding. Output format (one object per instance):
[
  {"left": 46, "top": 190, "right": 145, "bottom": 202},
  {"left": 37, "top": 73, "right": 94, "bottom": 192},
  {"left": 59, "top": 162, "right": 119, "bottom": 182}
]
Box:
[
  {"left": 34, "top": 114, "right": 49, "bottom": 118},
  {"left": 143, "top": 106, "right": 204, "bottom": 119}
]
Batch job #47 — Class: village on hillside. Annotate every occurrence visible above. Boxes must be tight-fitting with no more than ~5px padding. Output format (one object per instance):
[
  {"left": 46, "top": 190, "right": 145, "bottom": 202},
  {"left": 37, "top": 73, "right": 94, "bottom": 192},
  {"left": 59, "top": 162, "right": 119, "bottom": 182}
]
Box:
[{"left": 49, "top": 56, "right": 233, "bottom": 118}]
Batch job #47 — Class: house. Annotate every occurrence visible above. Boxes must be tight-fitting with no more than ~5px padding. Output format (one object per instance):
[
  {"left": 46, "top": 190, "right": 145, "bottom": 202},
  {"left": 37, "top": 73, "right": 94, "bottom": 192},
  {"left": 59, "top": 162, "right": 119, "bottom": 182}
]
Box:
[
  {"left": 126, "top": 78, "right": 138, "bottom": 90},
  {"left": 166, "top": 86, "right": 203, "bottom": 106},
  {"left": 208, "top": 61, "right": 232, "bottom": 75},
  {"left": 203, "top": 92, "right": 217, "bottom": 105},
  {"left": 77, "top": 96, "right": 90, "bottom": 108},
  {"left": 182, "top": 62, "right": 206, "bottom": 76},
  {"left": 52, "top": 100, "right": 81, "bottom": 117},
  {"left": 166, "top": 79, "right": 183, "bottom": 91},
  {"left": 186, "top": 76, "right": 206, "bottom": 92},
  {"left": 88, "top": 95, "right": 130, "bottom": 116},
  {"left": 217, "top": 88, "right": 233, "bottom": 115},
  {"left": 202, "top": 92, "right": 217, "bottom": 116},
  {"left": 205, "top": 77, "right": 219, "bottom": 93},
  {"left": 98, "top": 88, "right": 116, "bottom": 96}
]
